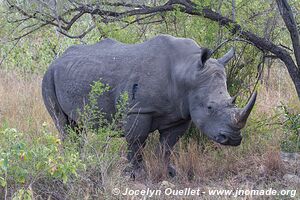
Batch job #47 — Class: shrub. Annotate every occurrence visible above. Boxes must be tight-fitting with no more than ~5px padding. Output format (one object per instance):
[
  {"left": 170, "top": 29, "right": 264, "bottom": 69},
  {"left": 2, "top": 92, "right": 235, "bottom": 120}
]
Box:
[
  {"left": 280, "top": 104, "right": 300, "bottom": 152},
  {"left": 0, "top": 80, "right": 127, "bottom": 198},
  {"left": 0, "top": 126, "right": 84, "bottom": 198},
  {"left": 70, "top": 80, "right": 127, "bottom": 187}
]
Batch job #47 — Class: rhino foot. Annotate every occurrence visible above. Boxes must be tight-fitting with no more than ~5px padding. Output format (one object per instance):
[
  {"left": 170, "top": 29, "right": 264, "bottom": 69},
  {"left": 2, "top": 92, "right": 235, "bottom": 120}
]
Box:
[{"left": 123, "top": 163, "right": 146, "bottom": 181}]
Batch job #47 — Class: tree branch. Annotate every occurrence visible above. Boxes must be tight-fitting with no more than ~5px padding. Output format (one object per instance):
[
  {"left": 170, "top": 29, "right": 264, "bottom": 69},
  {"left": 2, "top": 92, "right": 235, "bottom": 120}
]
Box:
[{"left": 57, "top": 24, "right": 95, "bottom": 39}]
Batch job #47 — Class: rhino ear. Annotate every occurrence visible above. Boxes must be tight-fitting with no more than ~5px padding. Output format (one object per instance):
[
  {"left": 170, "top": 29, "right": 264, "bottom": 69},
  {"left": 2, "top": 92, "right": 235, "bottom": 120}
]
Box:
[
  {"left": 200, "top": 48, "right": 213, "bottom": 65},
  {"left": 218, "top": 47, "right": 235, "bottom": 65}
]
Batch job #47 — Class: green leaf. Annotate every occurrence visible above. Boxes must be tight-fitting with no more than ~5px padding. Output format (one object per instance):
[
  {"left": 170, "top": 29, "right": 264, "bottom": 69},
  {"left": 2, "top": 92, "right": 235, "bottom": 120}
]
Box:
[
  {"left": 0, "top": 177, "right": 6, "bottom": 187},
  {"left": 2, "top": 157, "right": 8, "bottom": 171},
  {"left": 62, "top": 173, "right": 68, "bottom": 184}
]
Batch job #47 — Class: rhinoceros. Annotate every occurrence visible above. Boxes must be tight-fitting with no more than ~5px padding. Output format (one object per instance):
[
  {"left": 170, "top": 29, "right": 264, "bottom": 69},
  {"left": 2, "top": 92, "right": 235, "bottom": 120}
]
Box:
[{"left": 42, "top": 35, "right": 257, "bottom": 177}]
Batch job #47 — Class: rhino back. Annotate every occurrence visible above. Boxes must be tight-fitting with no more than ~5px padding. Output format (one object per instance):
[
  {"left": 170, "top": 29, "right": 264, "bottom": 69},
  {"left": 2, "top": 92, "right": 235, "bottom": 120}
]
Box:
[{"left": 48, "top": 35, "right": 200, "bottom": 123}]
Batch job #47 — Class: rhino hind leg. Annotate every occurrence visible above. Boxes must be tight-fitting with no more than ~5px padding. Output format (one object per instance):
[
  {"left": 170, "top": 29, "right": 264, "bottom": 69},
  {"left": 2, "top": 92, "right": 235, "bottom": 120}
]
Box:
[
  {"left": 43, "top": 95, "right": 70, "bottom": 141},
  {"left": 158, "top": 122, "right": 191, "bottom": 177},
  {"left": 124, "top": 114, "right": 152, "bottom": 179},
  {"left": 42, "top": 80, "right": 70, "bottom": 141}
]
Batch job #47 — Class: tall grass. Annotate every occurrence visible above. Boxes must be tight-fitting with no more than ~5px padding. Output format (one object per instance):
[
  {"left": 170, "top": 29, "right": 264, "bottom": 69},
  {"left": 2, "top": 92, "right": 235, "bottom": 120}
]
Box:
[{"left": 0, "top": 70, "right": 54, "bottom": 133}]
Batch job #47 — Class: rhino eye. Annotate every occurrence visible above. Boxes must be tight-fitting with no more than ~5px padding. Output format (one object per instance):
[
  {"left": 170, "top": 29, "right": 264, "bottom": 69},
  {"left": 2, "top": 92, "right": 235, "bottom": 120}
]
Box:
[{"left": 207, "top": 101, "right": 215, "bottom": 111}]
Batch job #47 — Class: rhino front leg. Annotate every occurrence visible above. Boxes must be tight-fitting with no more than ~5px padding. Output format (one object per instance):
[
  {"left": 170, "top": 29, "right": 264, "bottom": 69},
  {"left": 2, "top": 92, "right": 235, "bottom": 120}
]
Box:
[
  {"left": 124, "top": 114, "right": 151, "bottom": 178},
  {"left": 158, "top": 122, "right": 191, "bottom": 177}
]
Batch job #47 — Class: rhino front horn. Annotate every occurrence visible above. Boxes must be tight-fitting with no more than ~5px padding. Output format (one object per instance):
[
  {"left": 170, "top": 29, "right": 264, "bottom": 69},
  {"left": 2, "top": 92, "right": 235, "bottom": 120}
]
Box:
[{"left": 237, "top": 91, "right": 257, "bottom": 126}]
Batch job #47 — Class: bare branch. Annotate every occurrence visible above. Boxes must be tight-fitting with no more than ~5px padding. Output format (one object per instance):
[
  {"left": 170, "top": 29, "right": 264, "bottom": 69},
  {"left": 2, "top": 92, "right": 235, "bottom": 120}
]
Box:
[
  {"left": 57, "top": 24, "right": 95, "bottom": 39},
  {"left": 232, "top": 0, "right": 236, "bottom": 22},
  {"left": 64, "top": 10, "right": 86, "bottom": 30},
  {"left": 280, "top": 43, "right": 293, "bottom": 52},
  {"left": 0, "top": 38, "right": 21, "bottom": 67},
  {"left": 13, "top": 23, "right": 48, "bottom": 41},
  {"left": 8, "top": 3, "right": 59, "bottom": 27}
]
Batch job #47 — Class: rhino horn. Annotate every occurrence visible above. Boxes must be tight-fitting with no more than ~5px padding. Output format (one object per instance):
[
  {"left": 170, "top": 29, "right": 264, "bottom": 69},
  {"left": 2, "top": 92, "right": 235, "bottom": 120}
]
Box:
[
  {"left": 230, "top": 94, "right": 238, "bottom": 104},
  {"left": 237, "top": 92, "right": 257, "bottom": 127},
  {"left": 218, "top": 47, "right": 235, "bottom": 65}
]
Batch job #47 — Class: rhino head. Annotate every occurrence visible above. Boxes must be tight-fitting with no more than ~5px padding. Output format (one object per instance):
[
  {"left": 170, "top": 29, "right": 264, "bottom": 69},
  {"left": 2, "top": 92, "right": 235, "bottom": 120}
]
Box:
[{"left": 187, "top": 48, "right": 257, "bottom": 146}]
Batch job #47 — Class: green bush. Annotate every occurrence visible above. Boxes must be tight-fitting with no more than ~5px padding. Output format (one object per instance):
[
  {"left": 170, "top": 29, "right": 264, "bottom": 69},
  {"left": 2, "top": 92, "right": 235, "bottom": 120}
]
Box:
[
  {"left": 280, "top": 105, "right": 300, "bottom": 152},
  {"left": 0, "top": 80, "right": 127, "bottom": 199},
  {"left": 70, "top": 80, "right": 127, "bottom": 178},
  {"left": 0, "top": 126, "right": 83, "bottom": 198}
]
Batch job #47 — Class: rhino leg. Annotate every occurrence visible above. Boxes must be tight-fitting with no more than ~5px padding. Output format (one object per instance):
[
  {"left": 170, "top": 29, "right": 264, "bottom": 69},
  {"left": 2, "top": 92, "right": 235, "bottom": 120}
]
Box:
[
  {"left": 158, "top": 122, "right": 190, "bottom": 177},
  {"left": 124, "top": 114, "right": 151, "bottom": 178},
  {"left": 42, "top": 89, "right": 69, "bottom": 141},
  {"left": 44, "top": 99, "right": 69, "bottom": 141},
  {"left": 42, "top": 69, "right": 71, "bottom": 141}
]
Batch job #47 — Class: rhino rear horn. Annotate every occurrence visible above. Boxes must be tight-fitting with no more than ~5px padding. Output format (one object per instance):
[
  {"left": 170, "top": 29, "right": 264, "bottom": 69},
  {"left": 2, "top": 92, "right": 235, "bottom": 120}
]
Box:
[{"left": 218, "top": 47, "right": 235, "bottom": 65}]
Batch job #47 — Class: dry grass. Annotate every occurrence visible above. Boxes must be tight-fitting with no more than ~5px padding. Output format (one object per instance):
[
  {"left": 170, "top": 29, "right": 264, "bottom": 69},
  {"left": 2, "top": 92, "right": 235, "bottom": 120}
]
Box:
[
  {"left": 262, "top": 148, "right": 284, "bottom": 175},
  {"left": 256, "top": 63, "right": 300, "bottom": 116},
  {"left": 0, "top": 70, "right": 55, "bottom": 134},
  {"left": 0, "top": 64, "right": 299, "bottom": 199}
]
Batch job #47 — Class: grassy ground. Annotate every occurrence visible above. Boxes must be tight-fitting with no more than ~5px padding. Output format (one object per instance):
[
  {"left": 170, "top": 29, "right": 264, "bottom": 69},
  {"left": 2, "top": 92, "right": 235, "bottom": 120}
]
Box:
[{"left": 0, "top": 64, "right": 299, "bottom": 199}]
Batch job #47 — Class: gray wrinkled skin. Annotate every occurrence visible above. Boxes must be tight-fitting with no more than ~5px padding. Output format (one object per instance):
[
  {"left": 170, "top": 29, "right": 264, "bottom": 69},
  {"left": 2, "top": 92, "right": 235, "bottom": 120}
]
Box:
[{"left": 42, "top": 35, "right": 256, "bottom": 177}]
